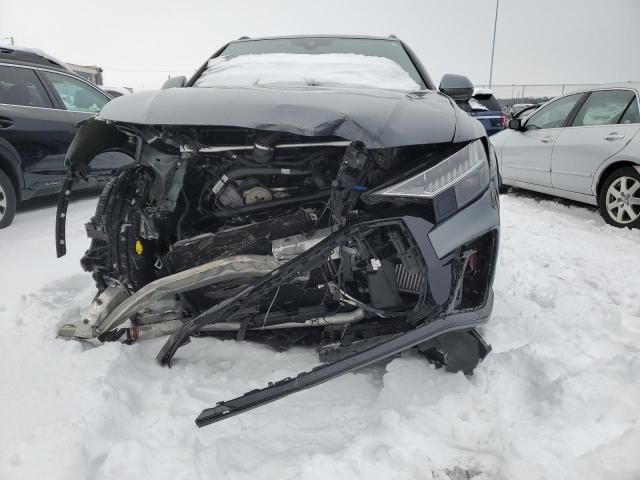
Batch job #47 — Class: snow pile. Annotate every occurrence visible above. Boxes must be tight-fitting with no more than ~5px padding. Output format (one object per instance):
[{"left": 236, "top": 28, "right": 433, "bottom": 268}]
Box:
[
  {"left": 0, "top": 193, "right": 639, "bottom": 479},
  {"left": 195, "top": 53, "right": 421, "bottom": 91}
]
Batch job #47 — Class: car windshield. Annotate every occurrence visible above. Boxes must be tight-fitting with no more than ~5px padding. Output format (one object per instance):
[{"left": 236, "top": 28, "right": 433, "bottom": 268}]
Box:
[
  {"left": 514, "top": 105, "right": 538, "bottom": 118},
  {"left": 512, "top": 104, "right": 534, "bottom": 114},
  {"left": 194, "top": 37, "right": 428, "bottom": 91}
]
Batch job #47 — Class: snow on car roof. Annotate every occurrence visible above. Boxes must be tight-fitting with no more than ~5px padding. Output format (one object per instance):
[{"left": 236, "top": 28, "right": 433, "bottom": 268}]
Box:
[
  {"left": 473, "top": 87, "right": 493, "bottom": 96},
  {"left": 195, "top": 53, "right": 421, "bottom": 91}
]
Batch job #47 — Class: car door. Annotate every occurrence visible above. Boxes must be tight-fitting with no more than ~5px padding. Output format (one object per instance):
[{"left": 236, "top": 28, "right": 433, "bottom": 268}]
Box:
[
  {"left": 500, "top": 93, "right": 585, "bottom": 187},
  {"left": 38, "top": 70, "right": 130, "bottom": 173},
  {"left": 0, "top": 64, "right": 76, "bottom": 193},
  {"left": 551, "top": 89, "right": 640, "bottom": 195}
]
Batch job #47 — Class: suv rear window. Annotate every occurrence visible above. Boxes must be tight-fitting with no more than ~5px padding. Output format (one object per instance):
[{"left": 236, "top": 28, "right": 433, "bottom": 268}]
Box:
[
  {"left": 475, "top": 96, "right": 501, "bottom": 111},
  {"left": 0, "top": 65, "right": 53, "bottom": 108},
  {"left": 211, "top": 37, "right": 428, "bottom": 90}
]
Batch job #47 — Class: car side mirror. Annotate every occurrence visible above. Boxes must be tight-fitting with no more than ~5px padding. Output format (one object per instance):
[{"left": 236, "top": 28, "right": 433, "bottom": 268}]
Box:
[
  {"left": 508, "top": 118, "right": 523, "bottom": 130},
  {"left": 439, "top": 74, "right": 474, "bottom": 103},
  {"left": 161, "top": 76, "right": 187, "bottom": 90}
]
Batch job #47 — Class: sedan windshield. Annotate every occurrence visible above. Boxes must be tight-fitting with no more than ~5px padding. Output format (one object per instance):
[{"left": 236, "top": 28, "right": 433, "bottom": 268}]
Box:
[{"left": 194, "top": 37, "right": 428, "bottom": 91}]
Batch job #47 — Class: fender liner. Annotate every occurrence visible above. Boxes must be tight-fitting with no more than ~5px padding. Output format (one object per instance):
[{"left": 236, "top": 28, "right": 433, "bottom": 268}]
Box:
[
  {"left": 65, "top": 118, "right": 130, "bottom": 178},
  {"left": 55, "top": 118, "right": 131, "bottom": 257}
]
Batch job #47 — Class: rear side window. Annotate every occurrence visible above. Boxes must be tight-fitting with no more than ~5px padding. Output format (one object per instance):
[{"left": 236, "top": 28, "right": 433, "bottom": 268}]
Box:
[
  {"left": 571, "top": 90, "right": 635, "bottom": 127},
  {"left": 619, "top": 97, "right": 639, "bottom": 124},
  {"left": 0, "top": 65, "right": 53, "bottom": 108},
  {"left": 41, "top": 71, "right": 109, "bottom": 113}
]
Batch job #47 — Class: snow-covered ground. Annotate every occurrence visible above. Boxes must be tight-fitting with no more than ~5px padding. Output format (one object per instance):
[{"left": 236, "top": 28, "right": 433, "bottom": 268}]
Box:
[{"left": 1, "top": 192, "right": 639, "bottom": 480}]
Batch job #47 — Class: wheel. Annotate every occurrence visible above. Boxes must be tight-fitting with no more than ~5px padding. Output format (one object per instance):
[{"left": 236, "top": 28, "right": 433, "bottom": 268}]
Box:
[
  {"left": 598, "top": 167, "right": 640, "bottom": 228},
  {"left": 0, "top": 169, "right": 17, "bottom": 229},
  {"left": 81, "top": 168, "right": 156, "bottom": 291},
  {"left": 497, "top": 170, "right": 508, "bottom": 194},
  {"left": 496, "top": 163, "right": 508, "bottom": 194}
]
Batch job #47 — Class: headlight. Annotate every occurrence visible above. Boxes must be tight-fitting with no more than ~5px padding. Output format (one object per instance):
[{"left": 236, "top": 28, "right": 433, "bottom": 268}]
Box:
[{"left": 373, "top": 139, "right": 490, "bottom": 209}]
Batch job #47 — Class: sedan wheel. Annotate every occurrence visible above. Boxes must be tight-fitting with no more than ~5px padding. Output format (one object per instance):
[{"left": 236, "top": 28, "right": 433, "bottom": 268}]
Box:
[
  {"left": 0, "top": 169, "right": 18, "bottom": 229},
  {"left": 599, "top": 167, "right": 640, "bottom": 228},
  {"left": 0, "top": 184, "right": 6, "bottom": 217}
]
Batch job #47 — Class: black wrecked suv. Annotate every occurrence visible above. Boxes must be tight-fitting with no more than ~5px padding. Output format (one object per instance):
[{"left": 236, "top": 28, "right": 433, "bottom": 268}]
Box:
[
  {"left": 57, "top": 35, "right": 500, "bottom": 427},
  {"left": 0, "top": 46, "right": 130, "bottom": 228}
]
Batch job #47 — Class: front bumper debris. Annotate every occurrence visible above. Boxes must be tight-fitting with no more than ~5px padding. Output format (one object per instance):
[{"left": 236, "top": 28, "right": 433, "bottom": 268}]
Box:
[{"left": 196, "top": 294, "right": 492, "bottom": 427}]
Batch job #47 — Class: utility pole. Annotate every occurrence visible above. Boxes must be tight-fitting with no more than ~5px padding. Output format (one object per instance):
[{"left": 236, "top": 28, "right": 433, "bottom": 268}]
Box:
[{"left": 488, "top": 0, "right": 499, "bottom": 88}]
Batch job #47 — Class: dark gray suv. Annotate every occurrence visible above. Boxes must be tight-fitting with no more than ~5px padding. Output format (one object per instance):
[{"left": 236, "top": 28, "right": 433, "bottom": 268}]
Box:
[
  {"left": 58, "top": 35, "right": 500, "bottom": 427},
  {"left": 0, "top": 46, "right": 130, "bottom": 228}
]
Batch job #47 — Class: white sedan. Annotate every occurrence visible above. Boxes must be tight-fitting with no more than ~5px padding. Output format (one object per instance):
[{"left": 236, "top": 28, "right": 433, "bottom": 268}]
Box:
[{"left": 491, "top": 84, "right": 640, "bottom": 228}]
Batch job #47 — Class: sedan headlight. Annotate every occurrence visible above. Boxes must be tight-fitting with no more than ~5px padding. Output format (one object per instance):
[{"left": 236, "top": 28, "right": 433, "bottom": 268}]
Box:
[{"left": 373, "top": 139, "right": 490, "bottom": 210}]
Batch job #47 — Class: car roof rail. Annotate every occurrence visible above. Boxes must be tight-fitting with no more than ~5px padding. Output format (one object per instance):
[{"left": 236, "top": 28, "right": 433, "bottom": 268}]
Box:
[{"left": 0, "top": 45, "right": 68, "bottom": 70}]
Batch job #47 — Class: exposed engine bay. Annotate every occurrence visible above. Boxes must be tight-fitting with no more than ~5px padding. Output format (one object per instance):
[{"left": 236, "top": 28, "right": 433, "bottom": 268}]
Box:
[{"left": 55, "top": 81, "right": 500, "bottom": 426}]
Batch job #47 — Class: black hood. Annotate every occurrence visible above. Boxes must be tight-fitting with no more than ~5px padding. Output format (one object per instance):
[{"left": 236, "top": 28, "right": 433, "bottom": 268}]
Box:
[{"left": 98, "top": 85, "right": 485, "bottom": 148}]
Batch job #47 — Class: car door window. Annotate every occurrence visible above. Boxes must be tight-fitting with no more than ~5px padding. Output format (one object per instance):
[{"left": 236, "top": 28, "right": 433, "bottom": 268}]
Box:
[
  {"left": 619, "top": 97, "right": 640, "bottom": 124},
  {"left": 571, "top": 90, "right": 635, "bottom": 127},
  {"left": 41, "top": 71, "right": 109, "bottom": 113},
  {"left": 0, "top": 65, "right": 53, "bottom": 108},
  {"left": 525, "top": 93, "right": 583, "bottom": 130}
]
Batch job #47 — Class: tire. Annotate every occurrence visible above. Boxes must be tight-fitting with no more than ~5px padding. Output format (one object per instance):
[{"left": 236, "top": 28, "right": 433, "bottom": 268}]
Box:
[
  {"left": 496, "top": 163, "right": 508, "bottom": 194},
  {"left": 497, "top": 171, "right": 508, "bottom": 194},
  {"left": 81, "top": 168, "right": 156, "bottom": 292},
  {"left": 598, "top": 166, "right": 640, "bottom": 229},
  {"left": 0, "top": 169, "right": 17, "bottom": 229}
]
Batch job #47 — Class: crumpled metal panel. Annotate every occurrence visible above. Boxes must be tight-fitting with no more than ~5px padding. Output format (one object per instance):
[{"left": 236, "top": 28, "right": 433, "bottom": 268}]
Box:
[
  {"left": 97, "top": 86, "right": 478, "bottom": 148},
  {"left": 97, "top": 255, "right": 282, "bottom": 334}
]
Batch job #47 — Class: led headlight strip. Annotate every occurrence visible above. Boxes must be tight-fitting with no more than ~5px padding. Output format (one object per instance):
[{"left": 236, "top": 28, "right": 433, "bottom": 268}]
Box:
[{"left": 373, "top": 139, "right": 490, "bottom": 208}]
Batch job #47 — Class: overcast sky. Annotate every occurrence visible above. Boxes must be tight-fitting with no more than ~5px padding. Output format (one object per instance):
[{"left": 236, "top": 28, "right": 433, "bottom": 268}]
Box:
[{"left": 1, "top": 0, "right": 639, "bottom": 92}]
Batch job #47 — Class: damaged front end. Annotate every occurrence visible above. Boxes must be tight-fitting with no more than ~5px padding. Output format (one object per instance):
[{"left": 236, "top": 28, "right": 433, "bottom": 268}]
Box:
[{"left": 56, "top": 85, "right": 499, "bottom": 426}]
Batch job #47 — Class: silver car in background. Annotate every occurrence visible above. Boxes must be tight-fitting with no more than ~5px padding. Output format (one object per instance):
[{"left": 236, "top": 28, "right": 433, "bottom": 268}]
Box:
[{"left": 491, "top": 84, "right": 640, "bottom": 228}]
